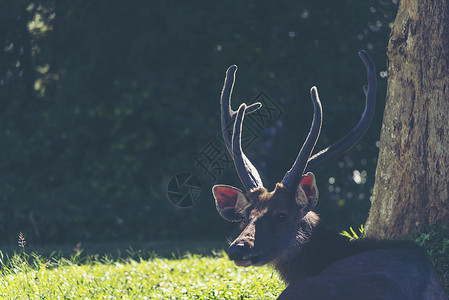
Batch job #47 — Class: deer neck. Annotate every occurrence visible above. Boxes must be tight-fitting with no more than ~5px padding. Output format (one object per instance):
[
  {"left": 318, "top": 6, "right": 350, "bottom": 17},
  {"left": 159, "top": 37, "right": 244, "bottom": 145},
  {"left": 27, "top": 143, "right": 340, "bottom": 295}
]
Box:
[{"left": 273, "top": 215, "right": 351, "bottom": 285}]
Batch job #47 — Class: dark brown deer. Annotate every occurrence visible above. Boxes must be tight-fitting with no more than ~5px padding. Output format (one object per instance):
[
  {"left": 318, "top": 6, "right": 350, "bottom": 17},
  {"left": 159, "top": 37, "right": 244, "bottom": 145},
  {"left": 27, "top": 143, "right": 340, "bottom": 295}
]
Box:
[{"left": 212, "top": 51, "right": 447, "bottom": 299}]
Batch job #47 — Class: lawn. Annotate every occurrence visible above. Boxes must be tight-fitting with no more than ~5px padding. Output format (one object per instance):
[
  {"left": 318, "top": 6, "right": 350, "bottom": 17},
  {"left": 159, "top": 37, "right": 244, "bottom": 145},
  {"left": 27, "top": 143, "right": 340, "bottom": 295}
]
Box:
[
  {"left": 0, "top": 246, "right": 285, "bottom": 299},
  {"left": 1, "top": 225, "right": 447, "bottom": 299}
]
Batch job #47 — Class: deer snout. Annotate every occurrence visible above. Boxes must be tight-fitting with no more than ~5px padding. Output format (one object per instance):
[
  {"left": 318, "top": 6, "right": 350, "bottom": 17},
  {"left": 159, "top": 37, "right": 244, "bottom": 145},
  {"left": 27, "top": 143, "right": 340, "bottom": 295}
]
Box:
[{"left": 228, "top": 242, "right": 250, "bottom": 261}]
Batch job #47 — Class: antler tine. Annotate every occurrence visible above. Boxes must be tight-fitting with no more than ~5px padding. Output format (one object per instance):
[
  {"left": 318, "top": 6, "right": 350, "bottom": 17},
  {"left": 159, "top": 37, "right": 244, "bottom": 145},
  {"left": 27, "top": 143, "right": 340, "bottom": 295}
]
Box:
[
  {"left": 281, "top": 87, "right": 323, "bottom": 190},
  {"left": 221, "top": 65, "right": 262, "bottom": 154},
  {"left": 305, "top": 50, "right": 377, "bottom": 173},
  {"left": 220, "top": 65, "right": 264, "bottom": 190},
  {"left": 232, "top": 104, "right": 263, "bottom": 190}
]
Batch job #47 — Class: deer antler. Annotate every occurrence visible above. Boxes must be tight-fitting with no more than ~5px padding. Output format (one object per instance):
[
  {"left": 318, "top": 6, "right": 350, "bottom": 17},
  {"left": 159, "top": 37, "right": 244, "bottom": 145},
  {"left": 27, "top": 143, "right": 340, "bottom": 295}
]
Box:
[
  {"left": 219, "top": 51, "right": 376, "bottom": 191},
  {"left": 281, "top": 87, "right": 323, "bottom": 190},
  {"left": 304, "top": 50, "right": 377, "bottom": 172},
  {"left": 282, "top": 51, "right": 376, "bottom": 189},
  {"left": 220, "top": 65, "right": 264, "bottom": 190}
]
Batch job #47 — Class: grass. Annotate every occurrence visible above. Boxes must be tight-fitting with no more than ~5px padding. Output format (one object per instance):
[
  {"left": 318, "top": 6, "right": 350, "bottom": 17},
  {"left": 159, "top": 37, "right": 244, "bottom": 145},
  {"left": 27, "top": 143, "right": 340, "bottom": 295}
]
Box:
[
  {"left": 340, "top": 224, "right": 364, "bottom": 241},
  {"left": 0, "top": 247, "right": 285, "bottom": 299},
  {"left": 1, "top": 226, "right": 447, "bottom": 299}
]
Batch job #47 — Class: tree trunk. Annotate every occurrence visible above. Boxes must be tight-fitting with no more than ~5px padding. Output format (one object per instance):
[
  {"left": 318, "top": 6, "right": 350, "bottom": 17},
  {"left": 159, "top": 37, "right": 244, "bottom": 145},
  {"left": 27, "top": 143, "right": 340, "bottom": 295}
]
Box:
[{"left": 365, "top": 0, "right": 449, "bottom": 239}]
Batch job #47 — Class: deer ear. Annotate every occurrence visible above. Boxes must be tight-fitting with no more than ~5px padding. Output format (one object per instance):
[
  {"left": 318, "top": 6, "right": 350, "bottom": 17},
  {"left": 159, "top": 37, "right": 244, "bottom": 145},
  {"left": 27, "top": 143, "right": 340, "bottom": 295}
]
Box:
[
  {"left": 212, "top": 185, "right": 249, "bottom": 222},
  {"left": 295, "top": 172, "right": 319, "bottom": 213}
]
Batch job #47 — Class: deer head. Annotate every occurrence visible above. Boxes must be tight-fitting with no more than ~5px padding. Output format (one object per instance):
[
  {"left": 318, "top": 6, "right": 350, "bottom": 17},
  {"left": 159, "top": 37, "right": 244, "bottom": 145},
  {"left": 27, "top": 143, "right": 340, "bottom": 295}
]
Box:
[{"left": 212, "top": 51, "right": 376, "bottom": 268}]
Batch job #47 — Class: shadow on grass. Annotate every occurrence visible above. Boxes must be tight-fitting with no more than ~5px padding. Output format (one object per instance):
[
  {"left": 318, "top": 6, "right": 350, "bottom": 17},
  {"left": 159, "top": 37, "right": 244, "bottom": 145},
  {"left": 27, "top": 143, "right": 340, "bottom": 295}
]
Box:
[{"left": 0, "top": 239, "right": 229, "bottom": 263}]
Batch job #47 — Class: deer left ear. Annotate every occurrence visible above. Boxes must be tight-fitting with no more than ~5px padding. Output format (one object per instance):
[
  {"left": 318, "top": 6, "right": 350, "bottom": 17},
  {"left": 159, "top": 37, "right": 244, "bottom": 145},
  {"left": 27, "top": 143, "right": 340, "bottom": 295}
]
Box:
[
  {"left": 295, "top": 172, "right": 319, "bottom": 213},
  {"left": 212, "top": 185, "right": 250, "bottom": 222}
]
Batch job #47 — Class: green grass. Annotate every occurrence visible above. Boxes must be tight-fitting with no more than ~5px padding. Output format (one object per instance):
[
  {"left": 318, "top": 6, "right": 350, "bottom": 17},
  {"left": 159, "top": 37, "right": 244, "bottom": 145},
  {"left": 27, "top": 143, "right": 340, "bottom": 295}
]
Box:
[
  {"left": 1, "top": 225, "right": 447, "bottom": 299},
  {"left": 340, "top": 225, "right": 364, "bottom": 241},
  {"left": 0, "top": 249, "right": 285, "bottom": 299}
]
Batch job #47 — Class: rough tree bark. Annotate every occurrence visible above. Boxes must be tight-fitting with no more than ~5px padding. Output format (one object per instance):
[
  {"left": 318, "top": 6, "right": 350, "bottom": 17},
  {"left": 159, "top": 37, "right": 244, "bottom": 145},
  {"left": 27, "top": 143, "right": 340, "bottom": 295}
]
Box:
[{"left": 364, "top": 0, "right": 449, "bottom": 239}]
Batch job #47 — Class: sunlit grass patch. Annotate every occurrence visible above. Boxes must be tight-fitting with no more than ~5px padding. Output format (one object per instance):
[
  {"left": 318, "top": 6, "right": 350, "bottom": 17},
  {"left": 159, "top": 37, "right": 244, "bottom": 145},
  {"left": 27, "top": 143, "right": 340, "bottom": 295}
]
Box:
[{"left": 0, "top": 250, "right": 285, "bottom": 299}]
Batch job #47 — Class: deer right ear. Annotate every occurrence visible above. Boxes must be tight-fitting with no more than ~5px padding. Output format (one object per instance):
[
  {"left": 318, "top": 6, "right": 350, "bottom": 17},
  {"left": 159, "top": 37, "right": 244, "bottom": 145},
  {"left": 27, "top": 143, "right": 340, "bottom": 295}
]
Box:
[
  {"left": 295, "top": 172, "right": 319, "bottom": 213},
  {"left": 212, "top": 185, "right": 249, "bottom": 222}
]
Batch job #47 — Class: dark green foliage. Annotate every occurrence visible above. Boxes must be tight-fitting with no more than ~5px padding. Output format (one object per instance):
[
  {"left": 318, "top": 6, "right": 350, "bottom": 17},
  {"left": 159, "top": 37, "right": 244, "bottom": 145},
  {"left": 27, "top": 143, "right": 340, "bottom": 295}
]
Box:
[
  {"left": 412, "top": 226, "right": 449, "bottom": 294},
  {"left": 1, "top": 1, "right": 398, "bottom": 245}
]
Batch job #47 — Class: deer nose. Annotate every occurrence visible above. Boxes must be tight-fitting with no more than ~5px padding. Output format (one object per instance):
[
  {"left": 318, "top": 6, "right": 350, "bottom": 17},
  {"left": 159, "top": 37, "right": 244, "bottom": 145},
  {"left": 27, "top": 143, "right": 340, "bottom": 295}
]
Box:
[{"left": 228, "top": 243, "right": 250, "bottom": 260}]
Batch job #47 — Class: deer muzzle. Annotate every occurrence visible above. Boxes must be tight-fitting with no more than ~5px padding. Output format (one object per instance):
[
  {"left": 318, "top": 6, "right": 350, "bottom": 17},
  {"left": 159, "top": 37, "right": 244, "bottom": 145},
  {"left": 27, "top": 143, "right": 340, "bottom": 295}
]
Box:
[{"left": 228, "top": 242, "right": 261, "bottom": 267}]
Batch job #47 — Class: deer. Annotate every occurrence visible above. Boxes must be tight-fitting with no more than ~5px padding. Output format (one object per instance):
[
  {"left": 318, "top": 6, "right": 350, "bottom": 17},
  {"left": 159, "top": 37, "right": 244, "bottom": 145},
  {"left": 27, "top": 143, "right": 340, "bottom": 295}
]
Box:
[{"left": 212, "top": 51, "right": 447, "bottom": 299}]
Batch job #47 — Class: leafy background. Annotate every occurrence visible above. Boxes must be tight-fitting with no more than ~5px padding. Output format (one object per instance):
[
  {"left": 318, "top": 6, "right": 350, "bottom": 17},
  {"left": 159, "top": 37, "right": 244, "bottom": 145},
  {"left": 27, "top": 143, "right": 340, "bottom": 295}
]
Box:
[{"left": 0, "top": 0, "right": 398, "bottom": 245}]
